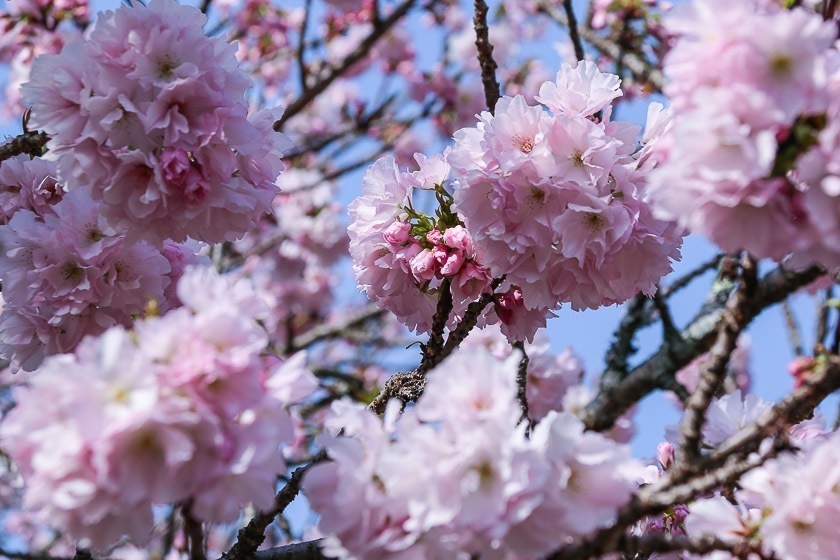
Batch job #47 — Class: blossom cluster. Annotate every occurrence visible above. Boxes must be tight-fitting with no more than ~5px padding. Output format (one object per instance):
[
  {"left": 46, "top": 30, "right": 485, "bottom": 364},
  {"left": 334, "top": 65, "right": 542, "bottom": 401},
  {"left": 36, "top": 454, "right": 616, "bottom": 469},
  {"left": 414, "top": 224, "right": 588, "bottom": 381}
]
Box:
[
  {"left": 348, "top": 154, "right": 493, "bottom": 334},
  {"left": 0, "top": 267, "right": 318, "bottom": 549},
  {"left": 0, "top": 185, "right": 202, "bottom": 371},
  {"left": 681, "top": 426, "right": 840, "bottom": 560},
  {"left": 449, "top": 61, "right": 682, "bottom": 324},
  {"left": 305, "top": 346, "right": 642, "bottom": 559},
  {"left": 350, "top": 63, "right": 682, "bottom": 342},
  {"left": 648, "top": 0, "right": 840, "bottom": 268},
  {"left": 20, "top": 0, "right": 290, "bottom": 245}
]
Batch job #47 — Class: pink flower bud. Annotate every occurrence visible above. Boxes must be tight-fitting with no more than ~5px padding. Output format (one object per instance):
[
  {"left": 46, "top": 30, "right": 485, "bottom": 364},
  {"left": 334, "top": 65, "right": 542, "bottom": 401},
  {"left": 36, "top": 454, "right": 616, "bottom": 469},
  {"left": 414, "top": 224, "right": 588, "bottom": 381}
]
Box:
[
  {"left": 788, "top": 356, "right": 817, "bottom": 389},
  {"left": 657, "top": 441, "right": 675, "bottom": 470},
  {"left": 443, "top": 225, "right": 474, "bottom": 254},
  {"left": 432, "top": 244, "right": 449, "bottom": 264},
  {"left": 672, "top": 503, "right": 689, "bottom": 523},
  {"left": 440, "top": 250, "right": 465, "bottom": 276},
  {"left": 409, "top": 249, "right": 437, "bottom": 281},
  {"left": 383, "top": 221, "right": 411, "bottom": 245},
  {"left": 426, "top": 229, "right": 443, "bottom": 245},
  {"left": 647, "top": 517, "right": 665, "bottom": 533},
  {"left": 496, "top": 288, "right": 525, "bottom": 325}
]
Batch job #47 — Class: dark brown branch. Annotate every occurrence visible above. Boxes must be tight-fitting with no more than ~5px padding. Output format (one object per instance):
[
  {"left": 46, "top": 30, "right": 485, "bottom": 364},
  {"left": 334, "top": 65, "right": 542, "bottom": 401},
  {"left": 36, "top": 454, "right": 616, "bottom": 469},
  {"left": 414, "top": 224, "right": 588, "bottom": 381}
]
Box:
[
  {"left": 677, "top": 255, "right": 756, "bottom": 467},
  {"left": 816, "top": 287, "right": 833, "bottom": 347},
  {"left": 219, "top": 451, "right": 327, "bottom": 560},
  {"left": 369, "top": 368, "right": 427, "bottom": 414},
  {"left": 660, "top": 254, "right": 723, "bottom": 299},
  {"left": 582, "top": 263, "right": 825, "bottom": 432},
  {"left": 708, "top": 352, "right": 840, "bottom": 463},
  {"left": 0, "top": 131, "right": 49, "bottom": 163},
  {"left": 369, "top": 278, "right": 504, "bottom": 413},
  {"left": 652, "top": 290, "right": 685, "bottom": 351},
  {"left": 440, "top": 277, "right": 504, "bottom": 359},
  {"left": 601, "top": 293, "right": 648, "bottom": 392},
  {"left": 182, "top": 502, "right": 206, "bottom": 560},
  {"left": 0, "top": 548, "right": 72, "bottom": 560},
  {"left": 421, "top": 279, "right": 453, "bottom": 371},
  {"left": 561, "top": 0, "right": 585, "bottom": 61},
  {"left": 551, "top": 433, "right": 786, "bottom": 560},
  {"left": 274, "top": 0, "right": 417, "bottom": 131},
  {"left": 513, "top": 340, "right": 530, "bottom": 425},
  {"left": 297, "top": 0, "right": 313, "bottom": 91},
  {"left": 71, "top": 550, "right": 92, "bottom": 560},
  {"left": 472, "top": 0, "right": 502, "bottom": 113}
]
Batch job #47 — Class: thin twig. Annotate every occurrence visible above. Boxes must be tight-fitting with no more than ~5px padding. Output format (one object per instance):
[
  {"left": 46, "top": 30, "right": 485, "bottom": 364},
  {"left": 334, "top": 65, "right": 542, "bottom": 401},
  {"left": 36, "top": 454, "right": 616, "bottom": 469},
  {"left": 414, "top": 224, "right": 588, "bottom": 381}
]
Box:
[
  {"left": 561, "top": 0, "right": 585, "bottom": 61},
  {"left": 161, "top": 506, "right": 179, "bottom": 558},
  {"left": 781, "top": 298, "right": 804, "bottom": 357},
  {"left": 513, "top": 340, "right": 530, "bottom": 426},
  {"left": 219, "top": 451, "right": 328, "bottom": 560},
  {"left": 816, "top": 286, "right": 833, "bottom": 348},
  {"left": 288, "top": 304, "right": 385, "bottom": 352},
  {"left": 472, "top": 0, "right": 502, "bottom": 113},
  {"left": 677, "top": 255, "right": 757, "bottom": 468},
  {"left": 536, "top": 0, "right": 664, "bottom": 89},
  {"left": 660, "top": 254, "right": 723, "bottom": 299},
  {"left": 274, "top": 0, "right": 417, "bottom": 131},
  {"left": 182, "top": 502, "right": 206, "bottom": 560},
  {"left": 297, "top": 0, "right": 313, "bottom": 91}
]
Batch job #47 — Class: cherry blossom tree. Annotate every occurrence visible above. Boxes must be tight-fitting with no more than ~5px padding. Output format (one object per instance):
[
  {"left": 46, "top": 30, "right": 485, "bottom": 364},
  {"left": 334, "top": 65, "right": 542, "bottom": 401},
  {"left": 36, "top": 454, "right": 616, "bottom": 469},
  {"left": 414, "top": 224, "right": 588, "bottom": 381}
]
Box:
[{"left": 0, "top": 0, "right": 839, "bottom": 559}]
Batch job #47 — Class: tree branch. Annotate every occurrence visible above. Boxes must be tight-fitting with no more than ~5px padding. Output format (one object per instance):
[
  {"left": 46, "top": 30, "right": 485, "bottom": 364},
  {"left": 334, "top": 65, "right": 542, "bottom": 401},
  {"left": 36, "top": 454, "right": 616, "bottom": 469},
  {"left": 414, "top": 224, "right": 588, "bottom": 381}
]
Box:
[
  {"left": 274, "top": 0, "right": 417, "bottom": 131},
  {"left": 0, "top": 131, "right": 49, "bottom": 163},
  {"left": 513, "top": 340, "right": 530, "bottom": 425},
  {"left": 219, "top": 451, "right": 328, "bottom": 560},
  {"left": 297, "top": 0, "right": 313, "bottom": 91},
  {"left": 582, "top": 263, "right": 825, "bottom": 432},
  {"left": 254, "top": 540, "right": 327, "bottom": 560},
  {"left": 561, "top": 0, "right": 585, "bottom": 61},
  {"left": 182, "top": 502, "right": 206, "bottom": 560},
  {"left": 473, "top": 0, "right": 501, "bottom": 113},
  {"left": 536, "top": 0, "right": 664, "bottom": 89},
  {"left": 677, "top": 255, "right": 756, "bottom": 467},
  {"left": 288, "top": 304, "right": 385, "bottom": 353}
]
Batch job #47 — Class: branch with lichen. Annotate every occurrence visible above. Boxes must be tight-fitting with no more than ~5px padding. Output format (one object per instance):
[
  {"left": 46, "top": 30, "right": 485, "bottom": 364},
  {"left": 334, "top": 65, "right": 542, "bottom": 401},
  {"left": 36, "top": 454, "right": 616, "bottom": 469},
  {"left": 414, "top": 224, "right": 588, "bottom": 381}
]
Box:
[
  {"left": 583, "top": 262, "right": 825, "bottom": 432},
  {"left": 0, "top": 131, "right": 49, "bottom": 163},
  {"left": 677, "top": 254, "right": 757, "bottom": 467}
]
